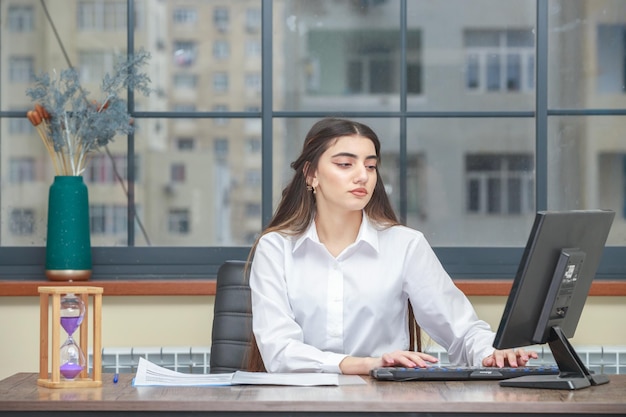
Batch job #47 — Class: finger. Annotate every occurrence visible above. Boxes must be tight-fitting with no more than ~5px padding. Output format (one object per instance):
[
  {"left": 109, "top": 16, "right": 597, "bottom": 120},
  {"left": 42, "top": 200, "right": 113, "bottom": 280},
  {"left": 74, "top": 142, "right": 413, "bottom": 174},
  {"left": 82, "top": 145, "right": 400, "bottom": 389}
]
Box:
[{"left": 507, "top": 350, "right": 519, "bottom": 367}]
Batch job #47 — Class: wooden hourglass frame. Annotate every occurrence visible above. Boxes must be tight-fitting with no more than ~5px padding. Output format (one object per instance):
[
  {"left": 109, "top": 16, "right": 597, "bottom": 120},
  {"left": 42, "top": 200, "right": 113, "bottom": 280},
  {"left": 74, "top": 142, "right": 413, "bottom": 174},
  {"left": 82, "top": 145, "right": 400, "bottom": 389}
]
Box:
[{"left": 38, "top": 286, "right": 103, "bottom": 388}]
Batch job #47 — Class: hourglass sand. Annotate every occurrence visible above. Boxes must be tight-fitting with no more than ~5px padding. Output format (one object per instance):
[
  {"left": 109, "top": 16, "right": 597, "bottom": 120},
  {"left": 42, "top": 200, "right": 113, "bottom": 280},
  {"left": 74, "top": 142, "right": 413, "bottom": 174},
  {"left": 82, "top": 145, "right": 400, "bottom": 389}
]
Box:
[
  {"left": 59, "top": 293, "right": 87, "bottom": 379},
  {"left": 38, "top": 286, "right": 103, "bottom": 388}
]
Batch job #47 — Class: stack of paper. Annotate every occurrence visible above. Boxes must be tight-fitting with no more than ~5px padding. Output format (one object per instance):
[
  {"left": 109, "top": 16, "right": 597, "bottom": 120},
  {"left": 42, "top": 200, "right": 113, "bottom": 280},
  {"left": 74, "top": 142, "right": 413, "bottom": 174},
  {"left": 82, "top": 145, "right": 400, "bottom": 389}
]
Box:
[{"left": 132, "top": 357, "right": 366, "bottom": 387}]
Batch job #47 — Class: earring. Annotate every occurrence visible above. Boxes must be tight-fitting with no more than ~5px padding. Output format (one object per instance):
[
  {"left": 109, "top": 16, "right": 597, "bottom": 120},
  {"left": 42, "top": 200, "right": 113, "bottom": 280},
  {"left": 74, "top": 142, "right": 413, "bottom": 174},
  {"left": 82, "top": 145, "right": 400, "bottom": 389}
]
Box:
[{"left": 306, "top": 185, "right": 316, "bottom": 194}]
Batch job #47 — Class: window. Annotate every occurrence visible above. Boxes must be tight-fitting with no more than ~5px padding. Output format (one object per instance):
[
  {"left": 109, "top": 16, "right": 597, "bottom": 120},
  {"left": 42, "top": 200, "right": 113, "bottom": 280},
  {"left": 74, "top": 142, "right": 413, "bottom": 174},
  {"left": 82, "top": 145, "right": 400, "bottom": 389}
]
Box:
[
  {"left": 244, "top": 72, "right": 261, "bottom": 94},
  {"left": 173, "top": 8, "right": 197, "bottom": 25},
  {"left": 9, "top": 57, "right": 34, "bottom": 83},
  {"left": 168, "top": 209, "right": 190, "bottom": 234},
  {"left": 213, "top": 73, "right": 229, "bottom": 93},
  {"left": 10, "top": 209, "right": 35, "bottom": 236},
  {"left": 78, "top": 0, "right": 127, "bottom": 31},
  {"left": 245, "top": 8, "right": 261, "bottom": 32},
  {"left": 2, "top": 1, "right": 625, "bottom": 282},
  {"left": 8, "top": 118, "right": 33, "bottom": 135},
  {"left": 176, "top": 138, "right": 196, "bottom": 151},
  {"left": 7, "top": 5, "right": 34, "bottom": 32},
  {"left": 214, "top": 7, "right": 229, "bottom": 32},
  {"left": 90, "top": 204, "right": 127, "bottom": 235},
  {"left": 213, "top": 105, "right": 229, "bottom": 125},
  {"left": 79, "top": 51, "right": 116, "bottom": 84},
  {"left": 213, "top": 40, "right": 230, "bottom": 59},
  {"left": 173, "top": 41, "right": 198, "bottom": 67},
  {"left": 466, "top": 154, "right": 534, "bottom": 215},
  {"left": 597, "top": 25, "right": 626, "bottom": 93},
  {"left": 464, "top": 29, "right": 535, "bottom": 92},
  {"left": 173, "top": 74, "right": 198, "bottom": 89},
  {"left": 84, "top": 154, "right": 129, "bottom": 184},
  {"left": 170, "top": 163, "right": 186, "bottom": 183},
  {"left": 245, "top": 40, "right": 262, "bottom": 58},
  {"left": 307, "top": 30, "right": 422, "bottom": 95},
  {"left": 9, "top": 158, "right": 36, "bottom": 183},
  {"left": 214, "top": 138, "right": 229, "bottom": 160}
]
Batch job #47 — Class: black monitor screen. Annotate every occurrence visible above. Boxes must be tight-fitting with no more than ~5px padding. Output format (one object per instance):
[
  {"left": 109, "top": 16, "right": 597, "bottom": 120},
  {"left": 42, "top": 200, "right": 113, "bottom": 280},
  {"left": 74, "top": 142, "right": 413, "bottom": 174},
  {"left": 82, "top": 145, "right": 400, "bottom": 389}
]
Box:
[{"left": 493, "top": 209, "right": 614, "bottom": 390}]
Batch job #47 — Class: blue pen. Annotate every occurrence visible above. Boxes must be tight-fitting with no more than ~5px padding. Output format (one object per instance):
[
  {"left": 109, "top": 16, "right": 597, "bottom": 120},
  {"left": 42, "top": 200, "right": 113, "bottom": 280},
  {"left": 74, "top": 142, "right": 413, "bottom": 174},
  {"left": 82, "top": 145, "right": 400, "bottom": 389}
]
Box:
[{"left": 113, "top": 373, "right": 119, "bottom": 383}]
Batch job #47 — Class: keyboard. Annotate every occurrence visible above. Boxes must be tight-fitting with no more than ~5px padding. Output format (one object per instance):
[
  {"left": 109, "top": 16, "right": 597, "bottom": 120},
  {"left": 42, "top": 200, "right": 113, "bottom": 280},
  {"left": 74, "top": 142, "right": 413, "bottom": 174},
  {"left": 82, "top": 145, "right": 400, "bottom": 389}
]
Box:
[{"left": 370, "top": 365, "right": 560, "bottom": 381}]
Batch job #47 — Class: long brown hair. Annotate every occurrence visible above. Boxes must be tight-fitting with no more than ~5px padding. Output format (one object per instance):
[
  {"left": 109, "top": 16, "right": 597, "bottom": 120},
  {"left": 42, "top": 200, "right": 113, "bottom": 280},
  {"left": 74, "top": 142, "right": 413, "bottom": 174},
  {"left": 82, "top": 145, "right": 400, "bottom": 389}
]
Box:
[{"left": 244, "top": 118, "right": 419, "bottom": 372}]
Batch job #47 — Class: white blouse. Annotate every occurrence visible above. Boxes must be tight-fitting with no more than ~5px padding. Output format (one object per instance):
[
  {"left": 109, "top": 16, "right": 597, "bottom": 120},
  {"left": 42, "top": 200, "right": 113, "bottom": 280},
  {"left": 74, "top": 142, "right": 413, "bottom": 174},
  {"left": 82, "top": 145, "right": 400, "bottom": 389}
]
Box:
[{"left": 249, "top": 214, "right": 496, "bottom": 373}]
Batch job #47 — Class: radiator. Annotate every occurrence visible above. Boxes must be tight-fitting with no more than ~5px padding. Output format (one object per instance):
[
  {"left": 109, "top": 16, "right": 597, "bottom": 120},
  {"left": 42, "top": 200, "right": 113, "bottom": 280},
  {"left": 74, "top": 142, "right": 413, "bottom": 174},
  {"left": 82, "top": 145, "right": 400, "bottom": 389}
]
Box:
[{"left": 89, "top": 345, "right": 626, "bottom": 375}]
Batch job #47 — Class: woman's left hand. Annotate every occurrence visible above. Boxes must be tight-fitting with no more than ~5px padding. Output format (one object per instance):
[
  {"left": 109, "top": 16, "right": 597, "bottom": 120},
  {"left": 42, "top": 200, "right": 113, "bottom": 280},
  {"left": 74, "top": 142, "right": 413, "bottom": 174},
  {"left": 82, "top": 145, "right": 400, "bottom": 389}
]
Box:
[{"left": 482, "top": 348, "right": 538, "bottom": 368}]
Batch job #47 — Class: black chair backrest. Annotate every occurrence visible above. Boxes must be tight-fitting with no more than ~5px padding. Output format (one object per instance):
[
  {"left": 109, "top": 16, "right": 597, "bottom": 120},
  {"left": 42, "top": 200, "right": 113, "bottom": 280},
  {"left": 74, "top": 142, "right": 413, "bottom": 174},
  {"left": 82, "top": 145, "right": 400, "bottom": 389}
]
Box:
[{"left": 209, "top": 260, "right": 252, "bottom": 373}]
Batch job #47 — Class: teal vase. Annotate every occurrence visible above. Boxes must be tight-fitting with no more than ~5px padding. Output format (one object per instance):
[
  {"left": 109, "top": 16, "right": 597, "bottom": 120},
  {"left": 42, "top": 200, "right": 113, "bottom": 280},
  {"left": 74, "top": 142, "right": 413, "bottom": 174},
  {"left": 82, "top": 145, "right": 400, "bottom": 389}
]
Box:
[{"left": 45, "top": 176, "right": 92, "bottom": 281}]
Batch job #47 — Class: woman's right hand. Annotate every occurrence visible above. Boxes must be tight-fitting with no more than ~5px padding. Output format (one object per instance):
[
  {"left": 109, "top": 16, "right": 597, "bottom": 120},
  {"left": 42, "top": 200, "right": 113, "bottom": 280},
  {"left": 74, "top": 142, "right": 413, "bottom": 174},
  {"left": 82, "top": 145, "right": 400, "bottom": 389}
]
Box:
[{"left": 339, "top": 351, "right": 439, "bottom": 375}]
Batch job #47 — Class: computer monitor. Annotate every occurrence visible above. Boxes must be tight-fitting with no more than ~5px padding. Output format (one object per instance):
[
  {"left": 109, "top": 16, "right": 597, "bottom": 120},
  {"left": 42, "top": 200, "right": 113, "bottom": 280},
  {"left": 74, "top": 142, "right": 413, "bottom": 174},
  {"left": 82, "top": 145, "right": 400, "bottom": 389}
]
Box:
[{"left": 493, "top": 209, "right": 615, "bottom": 390}]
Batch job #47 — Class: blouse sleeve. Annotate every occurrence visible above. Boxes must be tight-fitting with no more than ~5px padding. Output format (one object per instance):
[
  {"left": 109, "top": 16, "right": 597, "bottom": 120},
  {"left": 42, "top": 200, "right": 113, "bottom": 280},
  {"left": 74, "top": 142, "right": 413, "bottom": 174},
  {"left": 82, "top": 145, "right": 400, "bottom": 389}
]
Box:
[
  {"left": 250, "top": 233, "right": 347, "bottom": 373},
  {"left": 403, "top": 235, "right": 496, "bottom": 366}
]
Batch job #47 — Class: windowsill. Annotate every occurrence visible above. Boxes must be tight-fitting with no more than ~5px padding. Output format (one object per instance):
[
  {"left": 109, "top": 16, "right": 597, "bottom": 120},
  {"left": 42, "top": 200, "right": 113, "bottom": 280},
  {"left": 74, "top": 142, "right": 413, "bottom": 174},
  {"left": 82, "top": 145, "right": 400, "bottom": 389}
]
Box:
[{"left": 0, "top": 280, "right": 624, "bottom": 297}]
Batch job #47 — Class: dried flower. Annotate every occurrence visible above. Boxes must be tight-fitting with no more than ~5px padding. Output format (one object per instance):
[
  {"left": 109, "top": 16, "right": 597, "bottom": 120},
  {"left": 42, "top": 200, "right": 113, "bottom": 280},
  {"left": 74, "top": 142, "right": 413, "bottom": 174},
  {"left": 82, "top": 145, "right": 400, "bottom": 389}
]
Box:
[{"left": 26, "top": 49, "right": 152, "bottom": 176}]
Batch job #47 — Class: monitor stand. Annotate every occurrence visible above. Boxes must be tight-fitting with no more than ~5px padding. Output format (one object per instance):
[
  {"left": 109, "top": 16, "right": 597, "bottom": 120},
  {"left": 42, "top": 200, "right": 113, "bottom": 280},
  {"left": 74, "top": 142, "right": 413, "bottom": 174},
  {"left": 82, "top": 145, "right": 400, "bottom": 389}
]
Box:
[{"left": 500, "top": 326, "right": 610, "bottom": 390}]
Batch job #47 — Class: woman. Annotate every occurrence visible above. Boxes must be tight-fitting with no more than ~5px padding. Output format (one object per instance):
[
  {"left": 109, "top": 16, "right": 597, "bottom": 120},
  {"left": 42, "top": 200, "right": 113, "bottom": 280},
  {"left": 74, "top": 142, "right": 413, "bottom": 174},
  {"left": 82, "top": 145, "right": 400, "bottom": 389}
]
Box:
[{"left": 248, "top": 118, "right": 535, "bottom": 375}]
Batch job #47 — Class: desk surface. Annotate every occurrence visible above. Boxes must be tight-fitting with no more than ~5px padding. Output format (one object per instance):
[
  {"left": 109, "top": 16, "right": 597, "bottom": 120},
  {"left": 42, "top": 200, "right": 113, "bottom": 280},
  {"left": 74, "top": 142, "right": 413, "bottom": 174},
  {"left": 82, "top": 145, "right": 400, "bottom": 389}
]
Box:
[{"left": 1, "top": 373, "right": 626, "bottom": 416}]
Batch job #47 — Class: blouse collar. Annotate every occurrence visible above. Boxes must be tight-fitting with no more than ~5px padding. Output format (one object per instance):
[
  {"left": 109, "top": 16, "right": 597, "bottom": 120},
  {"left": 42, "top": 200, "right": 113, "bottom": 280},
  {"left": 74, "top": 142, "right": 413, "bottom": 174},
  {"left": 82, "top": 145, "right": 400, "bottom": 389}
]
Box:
[{"left": 293, "top": 211, "right": 380, "bottom": 255}]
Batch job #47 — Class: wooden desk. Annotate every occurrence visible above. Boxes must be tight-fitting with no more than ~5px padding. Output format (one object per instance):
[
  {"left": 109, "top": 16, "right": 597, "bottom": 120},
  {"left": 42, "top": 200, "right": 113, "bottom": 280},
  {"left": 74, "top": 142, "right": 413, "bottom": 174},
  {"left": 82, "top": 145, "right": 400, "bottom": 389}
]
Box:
[{"left": 1, "top": 373, "right": 626, "bottom": 416}]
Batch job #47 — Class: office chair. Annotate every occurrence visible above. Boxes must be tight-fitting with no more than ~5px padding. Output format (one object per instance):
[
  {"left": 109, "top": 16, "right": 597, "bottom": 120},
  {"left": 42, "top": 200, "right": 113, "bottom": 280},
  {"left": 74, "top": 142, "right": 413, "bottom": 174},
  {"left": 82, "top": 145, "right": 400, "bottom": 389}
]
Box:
[
  {"left": 209, "top": 260, "right": 252, "bottom": 373},
  {"left": 208, "top": 260, "right": 421, "bottom": 373}
]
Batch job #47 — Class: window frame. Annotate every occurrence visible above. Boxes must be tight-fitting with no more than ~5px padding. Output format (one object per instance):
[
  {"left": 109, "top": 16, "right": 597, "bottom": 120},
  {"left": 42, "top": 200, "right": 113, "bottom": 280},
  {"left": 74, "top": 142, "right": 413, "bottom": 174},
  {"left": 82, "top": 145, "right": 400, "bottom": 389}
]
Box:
[{"left": 1, "top": 0, "right": 625, "bottom": 283}]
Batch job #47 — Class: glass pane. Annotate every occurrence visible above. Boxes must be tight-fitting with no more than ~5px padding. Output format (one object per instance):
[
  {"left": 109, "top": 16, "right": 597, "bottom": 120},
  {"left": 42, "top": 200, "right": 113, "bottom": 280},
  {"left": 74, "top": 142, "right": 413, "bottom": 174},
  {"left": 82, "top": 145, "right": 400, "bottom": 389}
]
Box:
[
  {"left": 1, "top": 0, "right": 129, "bottom": 246},
  {"left": 406, "top": 118, "right": 536, "bottom": 247},
  {"left": 408, "top": 0, "right": 535, "bottom": 111},
  {"left": 549, "top": 0, "right": 626, "bottom": 108},
  {"left": 137, "top": 0, "right": 262, "bottom": 112},
  {"left": 548, "top": 116, "right": 625, "bottom": 246},
  {"left": 274, "top": 0, "right": 402, "bottom": 111}
]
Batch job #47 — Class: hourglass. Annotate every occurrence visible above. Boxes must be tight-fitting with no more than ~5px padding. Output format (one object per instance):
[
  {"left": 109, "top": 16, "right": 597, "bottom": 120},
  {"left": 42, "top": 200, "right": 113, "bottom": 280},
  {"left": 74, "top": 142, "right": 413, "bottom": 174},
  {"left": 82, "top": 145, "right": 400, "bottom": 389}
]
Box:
[
  {"left": 38, "top": 286, "right": 103, "bottom": 388},
  {"left": 59, "top": 293, "right": 87, "bottom": 379}
]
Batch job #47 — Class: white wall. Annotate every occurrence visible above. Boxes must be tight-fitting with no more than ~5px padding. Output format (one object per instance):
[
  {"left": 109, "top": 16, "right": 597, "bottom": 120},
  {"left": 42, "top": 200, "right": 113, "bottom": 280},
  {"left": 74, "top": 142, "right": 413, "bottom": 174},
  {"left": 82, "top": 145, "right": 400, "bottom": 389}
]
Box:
[{"left": 1, "top": 295, "right": 624, "bottom": 381}]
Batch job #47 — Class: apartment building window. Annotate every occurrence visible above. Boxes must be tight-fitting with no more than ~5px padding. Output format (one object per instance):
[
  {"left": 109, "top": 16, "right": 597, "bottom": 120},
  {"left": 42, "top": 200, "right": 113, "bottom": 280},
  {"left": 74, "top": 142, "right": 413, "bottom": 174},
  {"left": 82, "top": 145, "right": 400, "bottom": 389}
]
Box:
[
  {"left": 246, "top": 138, "right": 261, "bottom": 154},
  {"left": 8, "top": 5, "right": 34, "bottom": 32},
  {"left": 245, "top": 8, "right": 261, "bottom": 32},
  {"left": 173, "top": 73, "right": 198, "bottom": 89},
  {"left": 213, "top": 105, "right": 229, "bottom": 125},
  {"left": 8, "top": 117, "right": 33, "bottom": 135},
  {"left": 10, "top": 209, "right": 35, "bottom": 236},
  {"left": 176, "top": 138, "right": 196, "bottom": 151},
  {"left": 170, "top": 163, "right": 186, "bottom": 183},
  {"left": 245, "top": 40, "right": 262, "bottom": 59},
  {"left": 173, "top": 41, "right": 198, "bottom": 67},
  {"left": 213, "top": 41, "right": 230, "bottom": 60},
  {"left": 308, "top": 30, "right": 421, "bottom": 95},
  {"left": 79, "top": 51, "right": 115, "bottom": 84},
  {"left": 168, "top": 209, "right": 190, "bottom": 234},
  {"left": 245, "top": 72, "right": 262, "bottom": 94},
  {"left": 84, "top": 154, "right": 129, "bottom": 184},
  {"left": 213, "top": 73, "right": 229, "bottom": 93},
  {"left": 245, "top": 170, "right": 262, "bottom": 188},
  {"left": 597, "top": 24, "right": 626, "bottom": 93},
  {"left": 214, "top": 7, "right": 229, "bottom": 32},
  {"left": 90, "top": 204, "right": 127, "bottom": 235},
  {"left": 173, "top": 8, "right": 197, "bottom": 25},
  {"left": 214, "top": 138, "right": 229, "bottom": 160},
  {"left": 464, "top": 29, "right": 535, "bottom": 92},
  {"left": 466, "top": 154, "right": 534, "bottom": 215},
  {"left": 78, "top": 0, "right": 127, "bottom": 31},
  {"left": 9, "top": 158, "right": 36, "bottom": 183},
  {"left": 245, "top": 203, "right": 261, "bottom": 217},
  {"left": 9, "top": 57, "right": 34, "bottom": 83}
]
